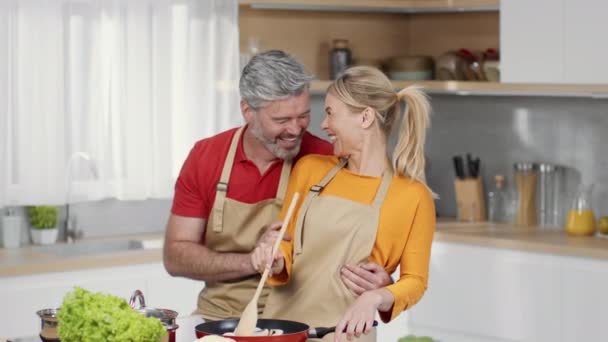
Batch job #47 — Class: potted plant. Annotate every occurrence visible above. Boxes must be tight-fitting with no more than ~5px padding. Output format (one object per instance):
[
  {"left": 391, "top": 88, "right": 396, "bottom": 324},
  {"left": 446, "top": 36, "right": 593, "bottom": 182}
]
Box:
[{"left": 28, "top": 206, "right": 59, "bottom": 245}]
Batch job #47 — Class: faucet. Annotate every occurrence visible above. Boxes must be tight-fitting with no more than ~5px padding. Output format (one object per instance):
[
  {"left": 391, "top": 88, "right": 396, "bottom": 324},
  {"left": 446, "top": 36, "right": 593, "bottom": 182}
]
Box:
[{"left": 63, "top": 152, "right": 99, "bottom": 243}]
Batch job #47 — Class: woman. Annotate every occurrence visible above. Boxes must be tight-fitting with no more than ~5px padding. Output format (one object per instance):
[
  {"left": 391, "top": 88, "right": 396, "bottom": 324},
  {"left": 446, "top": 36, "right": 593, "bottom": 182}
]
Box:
[{"left": 252, "top": 66, "right": 436, "bottom": 342}]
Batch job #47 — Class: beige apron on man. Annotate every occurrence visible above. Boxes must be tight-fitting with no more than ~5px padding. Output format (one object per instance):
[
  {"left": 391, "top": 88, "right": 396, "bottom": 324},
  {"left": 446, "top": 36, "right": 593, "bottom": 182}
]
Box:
[
  {"left": 264, "top": 159, "right": 392, "bottom": 342},
  {"left": 196, "top": 126, "right": 292, "bottom": 321}
]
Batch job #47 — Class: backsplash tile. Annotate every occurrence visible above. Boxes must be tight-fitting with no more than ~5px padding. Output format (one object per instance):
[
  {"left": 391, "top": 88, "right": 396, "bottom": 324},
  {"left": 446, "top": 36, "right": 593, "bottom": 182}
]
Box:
[{"left": 310, "top": 93, "right": 608, "bottom": 219}]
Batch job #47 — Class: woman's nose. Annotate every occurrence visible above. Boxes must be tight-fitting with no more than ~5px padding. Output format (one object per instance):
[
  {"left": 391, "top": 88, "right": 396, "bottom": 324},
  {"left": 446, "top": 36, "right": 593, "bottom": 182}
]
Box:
[{"left": 320, "top": 116, "right": 328, "bottom": 130}]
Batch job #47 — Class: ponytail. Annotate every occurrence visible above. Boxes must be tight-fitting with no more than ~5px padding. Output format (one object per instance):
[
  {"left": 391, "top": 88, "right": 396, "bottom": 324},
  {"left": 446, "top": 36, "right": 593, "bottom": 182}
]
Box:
[{"left": 393, "top": 86, "right": 435, "bottom": 196}]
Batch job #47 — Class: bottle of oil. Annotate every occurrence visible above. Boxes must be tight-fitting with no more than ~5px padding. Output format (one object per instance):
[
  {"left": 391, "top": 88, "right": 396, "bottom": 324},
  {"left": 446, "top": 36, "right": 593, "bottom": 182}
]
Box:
[{"left": 330, "top": 39, "right": 352, "bottom": 80}]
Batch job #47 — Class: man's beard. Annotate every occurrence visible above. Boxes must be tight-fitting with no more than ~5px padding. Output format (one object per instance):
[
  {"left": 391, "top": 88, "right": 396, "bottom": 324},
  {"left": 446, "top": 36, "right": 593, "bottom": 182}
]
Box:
[{"left": 249, "top": 120, "right": 302, "bottom": 160}]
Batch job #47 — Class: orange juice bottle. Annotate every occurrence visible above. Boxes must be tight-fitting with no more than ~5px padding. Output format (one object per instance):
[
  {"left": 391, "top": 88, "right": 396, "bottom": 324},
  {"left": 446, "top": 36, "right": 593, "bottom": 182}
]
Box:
[
  {"left": 565, "top": 184, "right": 596, "bottom": 236},
  {"left": 565, "top": 209, "right": 596, "bottom": 235}
]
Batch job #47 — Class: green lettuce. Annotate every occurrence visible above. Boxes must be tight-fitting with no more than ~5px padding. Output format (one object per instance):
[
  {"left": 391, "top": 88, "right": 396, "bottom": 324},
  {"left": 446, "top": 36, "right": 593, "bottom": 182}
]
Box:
[{"left": 57, "top": 287, "right": 166, "bottom": 342}]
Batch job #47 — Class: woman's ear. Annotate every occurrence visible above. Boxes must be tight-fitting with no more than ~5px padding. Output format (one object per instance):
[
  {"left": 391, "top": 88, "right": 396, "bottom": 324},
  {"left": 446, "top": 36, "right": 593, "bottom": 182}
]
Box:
[{"left": 361, "top": 107, "right": 376, "bottom": 129}]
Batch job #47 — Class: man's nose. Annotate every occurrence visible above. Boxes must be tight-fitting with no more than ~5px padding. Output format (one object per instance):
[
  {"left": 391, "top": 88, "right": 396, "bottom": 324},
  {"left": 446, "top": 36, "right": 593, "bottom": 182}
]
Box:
[{"left": 286, "top": 119, "right": 301, "bottom": 136}]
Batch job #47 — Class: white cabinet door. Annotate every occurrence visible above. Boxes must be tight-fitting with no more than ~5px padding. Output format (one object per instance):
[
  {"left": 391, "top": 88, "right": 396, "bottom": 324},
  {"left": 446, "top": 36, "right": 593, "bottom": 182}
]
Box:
[
  {"left": 0, "top": 263, "right": 199, "bottom": 338},
  {"left": 563, "top": 0, "right": 608, "bottom": 84},
  {"left": 561, "top": 257, "right": 608, "bottom": 341},
  {"left": 407, "top": 242, "right": 561, "bottom": 342},
  {"left": 146, "top": 266, "right": 202, "bottom": 317},
  {"left": 501, "top": 0, "right": 564, "bottom": 83}
]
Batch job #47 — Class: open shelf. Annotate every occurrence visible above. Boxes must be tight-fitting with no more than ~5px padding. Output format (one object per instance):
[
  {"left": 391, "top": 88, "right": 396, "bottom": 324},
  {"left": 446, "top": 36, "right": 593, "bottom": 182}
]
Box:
[
  {"left": 239, "top": 0, "right": 500, "bottom": 13},
  {"left": 309, "top": 80, "right": 608, "bottom": 98}
]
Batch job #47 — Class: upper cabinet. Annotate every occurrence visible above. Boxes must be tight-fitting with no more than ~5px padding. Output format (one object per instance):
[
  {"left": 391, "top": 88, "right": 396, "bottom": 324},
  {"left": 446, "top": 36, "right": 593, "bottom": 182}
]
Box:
[
  {"left": 501, "top": 0, "right": 608, "bottom": 84},
  {"left": 239, "top": 0, "right": 608, "bottom": 96},
  {"left": 239, "top": 1, "right": 499, "bottom": 79}
]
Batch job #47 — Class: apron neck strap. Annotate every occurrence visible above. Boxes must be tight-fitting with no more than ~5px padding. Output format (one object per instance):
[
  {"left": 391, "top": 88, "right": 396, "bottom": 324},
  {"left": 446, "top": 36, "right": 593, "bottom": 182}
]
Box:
[
  {"left": 212, "top": 126, "right": 293, "bottom": 233},
  {"left": 211, "top": 126, "right": 244, "bottom": 232},
  {"left": 294, "top": 158, "right": 346, "bottom": 255},
  {"left": 275, "top": 158, "right": 292, "bottom": 202},
  {"left": 372, "top": 167, "right": 393, "bottom": 208}
]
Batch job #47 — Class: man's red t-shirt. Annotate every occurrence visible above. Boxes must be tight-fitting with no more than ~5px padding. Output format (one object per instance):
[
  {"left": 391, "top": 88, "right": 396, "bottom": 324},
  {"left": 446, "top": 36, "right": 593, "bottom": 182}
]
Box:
[{"left": 171, "top": 127, "right": 333, "bottom": 219}]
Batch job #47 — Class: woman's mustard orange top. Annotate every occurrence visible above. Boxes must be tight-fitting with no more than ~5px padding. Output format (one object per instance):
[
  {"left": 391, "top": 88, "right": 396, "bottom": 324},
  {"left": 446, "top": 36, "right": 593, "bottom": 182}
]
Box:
[{"left": 268, "top": 155, "right": 436, "bottom": 322}]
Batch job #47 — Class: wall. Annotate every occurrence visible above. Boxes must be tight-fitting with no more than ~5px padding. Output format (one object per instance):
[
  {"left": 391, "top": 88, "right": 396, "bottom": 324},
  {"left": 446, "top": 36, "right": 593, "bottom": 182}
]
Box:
[
  {"left": 309, "top": 93, "right": 608, "bottom": 220},
  {"left": 3, "top": 94, "right": 607, "bottom": 242}
]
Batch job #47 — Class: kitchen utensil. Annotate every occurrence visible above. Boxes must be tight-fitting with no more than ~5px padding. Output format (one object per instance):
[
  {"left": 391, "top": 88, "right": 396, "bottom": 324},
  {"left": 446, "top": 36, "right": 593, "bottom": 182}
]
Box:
[
  {"left": 36, "top": 308, "right": 60, "bottom": 342},
  {"left": 452, "top": 156, "right": 465, "bottom": 179},
  {"left": 386, "top": 55, "right": 434, "bottom": 80},
  {"left": 129, "top": 289, "right": 179, "bottom": 342},
  {"left": 454, "top": 177, "right": 486, "bottom": 222},
  {"left": 435, "top": 51, "right": 467, "bottom": 80},
  {"left": 465, "top": 153, "right": 481, "bottom": 178},
  {"left": 235, "top": 192, "right": 301, "bottom": 336},
  {"left": 196, "top": 319, "right": 378, "bottom": 341}
]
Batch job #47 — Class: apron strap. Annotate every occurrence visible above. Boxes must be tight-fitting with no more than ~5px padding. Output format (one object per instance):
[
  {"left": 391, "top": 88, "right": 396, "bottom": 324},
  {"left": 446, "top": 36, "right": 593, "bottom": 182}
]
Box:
[
  {"left": 372, "top": 167, "right": 393, "bottom": 208},
  {"left": 275, "top": 158, "right": 292, "bottom": 203},
  {"left": 211, "top": 126, "right": 244, "bottom": 233},
  {"left": 294, "top": 158, "right": 348, "bottom": 255}
]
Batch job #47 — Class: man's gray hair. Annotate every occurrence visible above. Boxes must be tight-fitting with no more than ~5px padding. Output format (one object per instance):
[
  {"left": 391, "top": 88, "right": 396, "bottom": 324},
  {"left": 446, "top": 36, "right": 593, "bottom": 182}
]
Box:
[{"left": 239, "top": 50, "right": 313, "bottom": 110}]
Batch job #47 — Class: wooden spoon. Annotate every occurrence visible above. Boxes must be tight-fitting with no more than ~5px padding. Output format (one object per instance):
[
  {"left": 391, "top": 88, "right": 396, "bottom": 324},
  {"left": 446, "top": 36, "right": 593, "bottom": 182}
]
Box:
[{"left": 234, "top": 192, "right": 300, "bottom": 336}]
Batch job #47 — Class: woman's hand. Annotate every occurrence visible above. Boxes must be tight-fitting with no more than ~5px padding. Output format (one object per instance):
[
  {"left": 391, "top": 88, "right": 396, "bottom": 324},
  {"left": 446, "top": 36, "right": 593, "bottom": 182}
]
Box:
[
  {"left": 250, "top": 240, "right": 285, "bottom": 276},
  {"left": 334, "top": 289, "right": 394, "bottom": 342}
]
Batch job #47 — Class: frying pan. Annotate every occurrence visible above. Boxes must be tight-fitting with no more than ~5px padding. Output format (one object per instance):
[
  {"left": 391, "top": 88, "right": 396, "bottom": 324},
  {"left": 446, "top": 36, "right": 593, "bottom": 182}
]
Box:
[{"left": 195, "top": 318, "right": 377, "bottom": 342}]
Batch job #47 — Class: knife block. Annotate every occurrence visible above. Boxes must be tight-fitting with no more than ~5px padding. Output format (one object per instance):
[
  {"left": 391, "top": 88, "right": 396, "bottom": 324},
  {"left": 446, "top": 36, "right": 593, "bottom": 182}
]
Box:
[{"left": 454, "top": 178, "right": 487, "bottom": 222}]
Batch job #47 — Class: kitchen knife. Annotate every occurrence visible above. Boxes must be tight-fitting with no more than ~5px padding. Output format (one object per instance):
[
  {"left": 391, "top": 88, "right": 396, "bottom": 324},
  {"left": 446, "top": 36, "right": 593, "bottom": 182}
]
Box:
[{"left": 453, "top": 156, "right": 465, "bottom": 179}]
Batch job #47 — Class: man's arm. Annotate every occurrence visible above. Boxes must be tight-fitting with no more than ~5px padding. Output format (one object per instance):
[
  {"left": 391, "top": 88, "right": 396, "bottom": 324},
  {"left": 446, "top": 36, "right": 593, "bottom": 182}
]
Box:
[{"left": 163, "top": 214, "right": 257, "bottom": 282}]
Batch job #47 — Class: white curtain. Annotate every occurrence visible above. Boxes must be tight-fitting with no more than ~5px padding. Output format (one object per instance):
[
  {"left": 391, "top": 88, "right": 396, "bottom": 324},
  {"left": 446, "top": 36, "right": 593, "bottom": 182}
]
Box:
[{"left": 0, "top": 0, "right": 241, "bottom": 206}]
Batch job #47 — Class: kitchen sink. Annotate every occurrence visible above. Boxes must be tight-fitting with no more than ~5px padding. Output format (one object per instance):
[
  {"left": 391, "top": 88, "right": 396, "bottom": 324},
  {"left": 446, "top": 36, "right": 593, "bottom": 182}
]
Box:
[{"left": 30, "top": 238, "right": 163, "bottom": 257}]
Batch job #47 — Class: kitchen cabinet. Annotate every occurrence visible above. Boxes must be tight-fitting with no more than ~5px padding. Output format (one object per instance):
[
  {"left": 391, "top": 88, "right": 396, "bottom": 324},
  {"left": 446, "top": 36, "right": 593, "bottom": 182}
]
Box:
[
  {"left": 500, "top": 0, "right": 563, "bottom": 84},
  {"left": 561, "top": 257, "right": 608, "bottom": 341},
  {"left": 0, "top": 263, "right": 201, "bottom": 338},
  {"left": 501, "top": 0, "right": 608, "bottom": 84},
  {"left": 239, "top": 1, "right": 499, "bottom": 81},
  {"left": 562, "top": 0, "right": 608, "bottom": 84},
  {"left": 240, "top": 1, "right": 608, "bottom": 97},
  {"left": 406, "top": 241, "right": 608, "bottom": 342}
]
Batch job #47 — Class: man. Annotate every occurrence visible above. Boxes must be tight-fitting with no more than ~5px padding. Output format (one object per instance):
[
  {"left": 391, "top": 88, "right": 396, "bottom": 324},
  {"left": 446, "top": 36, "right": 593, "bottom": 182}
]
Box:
[{"left": 163, "top": 50, "right": 391, "bottom": 321}]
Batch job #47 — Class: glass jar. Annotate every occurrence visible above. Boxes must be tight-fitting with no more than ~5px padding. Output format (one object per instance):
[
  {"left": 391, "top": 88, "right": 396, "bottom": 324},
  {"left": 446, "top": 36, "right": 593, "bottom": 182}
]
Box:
[
  {"left": 565, "top": 183, "right": 596, "bottom": 236},
  {"left": 514, "top": 162, "right": 538, "bottom": 226},
  {"left": 329, "top": 39, "right": 352, "bottom": 80}
]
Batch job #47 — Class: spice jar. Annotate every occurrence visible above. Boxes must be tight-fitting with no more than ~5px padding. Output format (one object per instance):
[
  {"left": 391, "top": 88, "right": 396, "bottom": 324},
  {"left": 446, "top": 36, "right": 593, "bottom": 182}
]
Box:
[
  {"left": 329, "top": 39, "right": 352, "bottom": 80},
  {"left": 514, "top": 162, "right": 538, "bottom": 226}
]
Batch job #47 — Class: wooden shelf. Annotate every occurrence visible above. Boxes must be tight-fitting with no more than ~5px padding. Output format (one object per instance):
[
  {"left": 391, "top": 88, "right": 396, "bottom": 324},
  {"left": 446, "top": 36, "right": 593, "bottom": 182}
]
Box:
[
  {"left": 240, "top": 0, "right": 500, "bottom": 13},
  {"left": 310, "top": 80, "right": 608, "bottom": 98}
]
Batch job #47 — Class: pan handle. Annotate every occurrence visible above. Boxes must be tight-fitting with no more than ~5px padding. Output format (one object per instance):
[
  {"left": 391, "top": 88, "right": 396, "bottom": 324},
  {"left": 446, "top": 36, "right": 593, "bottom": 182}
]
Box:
[{"left": 308, "top": 320, "right": 378, "bottom": 338}]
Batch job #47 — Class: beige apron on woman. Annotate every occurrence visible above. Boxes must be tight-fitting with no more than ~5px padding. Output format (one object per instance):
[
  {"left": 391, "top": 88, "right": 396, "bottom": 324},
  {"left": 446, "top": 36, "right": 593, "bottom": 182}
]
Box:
[
  {"left": 196, "top": 126, "right": 291, "bottom": 321},
  {"left": 264, "top": 159, "right": 392, "bottom": 342}
]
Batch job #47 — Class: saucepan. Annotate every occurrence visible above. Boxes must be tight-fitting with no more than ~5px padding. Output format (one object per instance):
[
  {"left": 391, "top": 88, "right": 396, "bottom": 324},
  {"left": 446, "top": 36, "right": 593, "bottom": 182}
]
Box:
[{"left": 195, "top": 318, "right": 377, "bottom": 342}]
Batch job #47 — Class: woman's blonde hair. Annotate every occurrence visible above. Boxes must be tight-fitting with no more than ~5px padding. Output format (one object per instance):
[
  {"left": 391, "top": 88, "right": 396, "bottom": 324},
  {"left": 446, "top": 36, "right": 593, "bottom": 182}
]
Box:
[{"left": 327, "top": 66, "right": 432, "bottom": 191}]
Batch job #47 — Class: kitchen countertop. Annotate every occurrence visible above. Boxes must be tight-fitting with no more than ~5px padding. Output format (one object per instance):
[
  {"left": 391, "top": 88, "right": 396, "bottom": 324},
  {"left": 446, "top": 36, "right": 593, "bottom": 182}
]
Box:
[
  {"left": 0, "top": 232, "right": 164, "bottom": 277},
  {"left": 435, "top": 221, "right": 608, "bottom": 260},
  {"left": 2, "top": 222, "right": 608, "bottom": 278}
]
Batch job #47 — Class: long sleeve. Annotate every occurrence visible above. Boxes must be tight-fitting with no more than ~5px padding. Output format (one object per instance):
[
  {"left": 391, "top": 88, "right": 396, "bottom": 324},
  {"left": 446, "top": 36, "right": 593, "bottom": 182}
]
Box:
[{"left": 380, "top": 188, "right": 436, "bottom": 322}]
